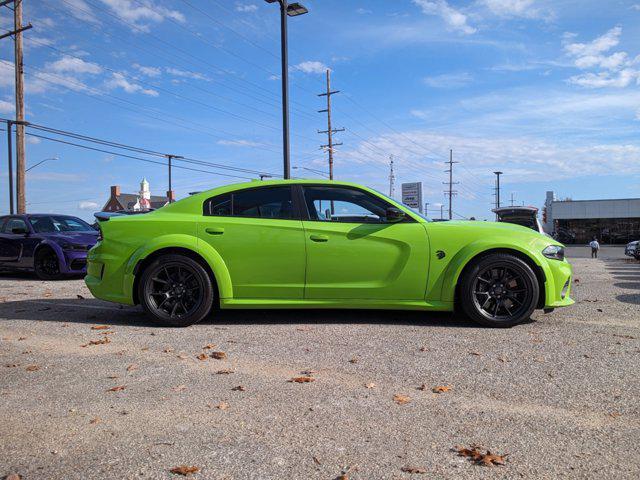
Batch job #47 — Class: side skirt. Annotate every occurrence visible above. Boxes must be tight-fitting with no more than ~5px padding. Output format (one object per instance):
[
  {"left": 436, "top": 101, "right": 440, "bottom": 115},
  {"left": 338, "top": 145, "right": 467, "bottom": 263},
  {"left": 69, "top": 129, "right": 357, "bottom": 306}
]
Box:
[{"left": 220, "top": 298, "right": 453, "bottom": 311}]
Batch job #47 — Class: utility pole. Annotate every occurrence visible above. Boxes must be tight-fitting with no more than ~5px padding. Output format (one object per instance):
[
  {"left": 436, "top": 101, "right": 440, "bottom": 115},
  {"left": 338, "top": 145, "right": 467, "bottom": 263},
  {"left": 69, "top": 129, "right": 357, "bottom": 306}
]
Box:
[
  {"left": 510, "top": 192, "right": 515, "bottom": 207},
  {"left": 13, "top": 0, "right": 27, "bottom": 213},
  {"left": 318, "top": 69, "right": 343, "bottom": 180},
  {"left": 388, "top": 155, "right": 395, "bottom": 197},
  {"left": 165, "top": 154, "right": 183, "bottom": 203},
  {"left": 494, "top": 171, "right": 503, "bottom": 218},
  {"left": 443, "top": 149, "right": 458, "bottom": 221},
  {"left": 440, "top": 204, "right": 444, "bottom": 220},
  {"left": 424, "top": 202, "right": 429, "bottom": 216}
]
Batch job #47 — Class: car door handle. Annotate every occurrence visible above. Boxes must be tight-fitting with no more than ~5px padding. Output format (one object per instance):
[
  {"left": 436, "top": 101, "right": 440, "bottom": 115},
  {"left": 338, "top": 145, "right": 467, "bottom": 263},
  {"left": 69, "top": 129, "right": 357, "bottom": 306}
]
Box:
[
  {"left": 310, "top": 234, "right": 329, "bottom": 242},
  {"left": 205, "top": 227, "right": 225, "bottom": 235}
]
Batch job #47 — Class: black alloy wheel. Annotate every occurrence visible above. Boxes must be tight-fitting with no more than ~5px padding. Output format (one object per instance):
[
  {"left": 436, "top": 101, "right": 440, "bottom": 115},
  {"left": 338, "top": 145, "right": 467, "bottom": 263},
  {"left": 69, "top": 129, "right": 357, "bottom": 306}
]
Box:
[
  {"left": 460, "top": 253, "right": 539, "bottom": 327},
  {"left": 139, "top": 254, "right": 214, "bottom": 327},
  {"left": 34, "top": 247, "right": 62, "bottom": 280}
]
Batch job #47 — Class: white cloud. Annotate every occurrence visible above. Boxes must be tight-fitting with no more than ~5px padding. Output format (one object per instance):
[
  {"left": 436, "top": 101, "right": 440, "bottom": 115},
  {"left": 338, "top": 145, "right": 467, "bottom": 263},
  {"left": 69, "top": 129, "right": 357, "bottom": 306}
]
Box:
[
  {"left": 413, "top": 0, "right": 476, "bottom": 35},
  {"left": 0, "top": 100, "right": 14, "bottom": 114},
  {"left": 47, "top": 55, "right": 102, "bottom": 75},
  {"left": 481, "top": 0, "right": 539, "bottom": 18},
  {"left": 564, "top": 26, "right": 640, "bottom": 88},
  {"left": 105, "top": 72, "right": 159, "bottom": 96},
  {"left": 79, "top": 201, "right": 100, "bottom": 210},
  {"left": 98, "top": 0, "right": 185, "bottom": 31},
  {"left": 62, "top": 0, "right": 100, "bottom": 23},
  {"left": 292, "top": 61, "right": 328, "bottom": 75},
  {"left": 0, "top": 61, "right": 13, "bottom": 88},
  {"left": 235, "top": 3, "right": 258, "bottom": 13},
  {"left": 423, "top": 72, "right": 473, "bottom": 88},
  {"left": 26, "top": 136, "right": 41, "bottom": 145},
  {"left": 217, "top": 139, "right": 263, "bottom": 148},
  {"left": 165, "top": 67, "right": 209, "bottom": 81},
  {"left": 133, "top": 64, "right": 161, "bottom": 77}
]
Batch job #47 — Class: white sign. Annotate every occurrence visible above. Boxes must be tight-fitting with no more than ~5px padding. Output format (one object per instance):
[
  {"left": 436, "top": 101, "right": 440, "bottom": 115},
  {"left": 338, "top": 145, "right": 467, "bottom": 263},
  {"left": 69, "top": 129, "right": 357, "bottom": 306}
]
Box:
[{"left": 401, "top": 182, "right": 423, "bottom": 213}]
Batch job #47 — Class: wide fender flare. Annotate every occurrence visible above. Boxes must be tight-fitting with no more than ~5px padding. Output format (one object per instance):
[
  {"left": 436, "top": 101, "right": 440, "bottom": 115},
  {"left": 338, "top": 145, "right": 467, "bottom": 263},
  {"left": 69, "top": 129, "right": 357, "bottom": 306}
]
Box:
[
  {"left": 124, "top": 234, "right": 233, "bottom": 299},
  {"left": 34, "top": 240, "right": 65, "bottom": 268},
  {"left": 440, "top": 240, "right": 554, "bottom": 303}
]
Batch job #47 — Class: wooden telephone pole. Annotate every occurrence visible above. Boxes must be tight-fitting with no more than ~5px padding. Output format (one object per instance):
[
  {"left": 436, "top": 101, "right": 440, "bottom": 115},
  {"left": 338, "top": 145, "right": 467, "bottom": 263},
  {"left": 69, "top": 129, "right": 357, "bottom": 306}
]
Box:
[
  {"left": 13, "top": 0, "right": 27, "bottom": 213},
  {"left": 317, "top": 69, "right": 343, "bottom": 180}
]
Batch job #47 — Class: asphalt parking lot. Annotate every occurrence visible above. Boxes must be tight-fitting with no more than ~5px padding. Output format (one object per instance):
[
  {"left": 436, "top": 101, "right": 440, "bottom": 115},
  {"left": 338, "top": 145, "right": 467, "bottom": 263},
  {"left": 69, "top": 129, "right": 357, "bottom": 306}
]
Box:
[{"left": 1, "top": 246, "right": 639, "bottom": 479}]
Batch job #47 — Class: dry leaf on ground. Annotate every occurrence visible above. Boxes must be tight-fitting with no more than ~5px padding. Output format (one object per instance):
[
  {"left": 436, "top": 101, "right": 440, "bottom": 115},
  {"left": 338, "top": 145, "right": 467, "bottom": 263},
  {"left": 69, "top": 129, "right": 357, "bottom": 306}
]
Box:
[
  {"left": 348, "top": 357, "right": 358, "bottom": 364},
  {"left": 196, "top": 353, "right": 208, "bottom": 361},
  {"left": 365, "top": 382, "right": 376, "bottom": 389},
  {"left": 210, "top": 351, "right": 227, "bottom": 360},
  {"left": 169, "top": 465, "right": 199, "bottom": 476},
  {"left": 469, "top": 351, "right": 482, "bottom": 356},
  {"left": 401, "top": 466, "right": 427, "bottom": 474},
  {"left": 89, "top": 417, "right": 100, "bottom": 424},
  {"left": 289, "top": 376, "right": 315, "bottom": 383},
  {"left": 172, "top": 385, "right": 187, "bottom": 392},
  {"left": 107, "top": 385, "right": 126, "bottom": 392},
  {"left": 82, "top": 337, "right": 110, "bottom": 347},
  {"left": 432, "top": 385, "right": 452, "bottom": 394},
  {"left": 231, "top": 385, "right": 246, "bottom": 391},
  {"left": 91, "top": 325, "right": 110, "bottom": 330},
  {"left": 454, "top": 445, "right": 507, "bottom": 467},
  {"left": 393, "top": 394, "right": 411, "bottom": 405},
  {"left": 216, "top": 402, "right": 229, "bottom": 410},
  {"left": 25, "top": 365, "right": 39, "bottom": 372},
  {"left": 216, "top": 369, "right": 234, "bottom": 375},
  {"left": 126, "top": 364, "right": 137, "bottom": 372},
  {"left": 5, "top": 474, "right": 22, "bottom": 480},
  {"left": 202, "top": 344, "right": 216, "bottom": 350}
]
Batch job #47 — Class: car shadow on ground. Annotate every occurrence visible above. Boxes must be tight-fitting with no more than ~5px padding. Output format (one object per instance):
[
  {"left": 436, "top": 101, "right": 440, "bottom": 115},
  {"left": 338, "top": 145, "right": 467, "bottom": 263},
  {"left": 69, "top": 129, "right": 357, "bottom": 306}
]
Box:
[
  {"left": 0, "top": 271, "right": 84, "bottom": 281},
  {"left": 603, "top": 260, "right": 640, "bottom": 305},
  {"left": 0, "top": 297, "right": 494, "bottom": 329}
]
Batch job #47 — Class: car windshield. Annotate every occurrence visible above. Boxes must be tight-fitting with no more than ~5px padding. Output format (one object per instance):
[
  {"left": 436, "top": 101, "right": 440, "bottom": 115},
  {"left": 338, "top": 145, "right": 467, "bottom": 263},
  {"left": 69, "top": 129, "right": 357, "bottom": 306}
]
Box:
[
  {"left": 30, "top": 215, "right": 94, "bottom": 233},
  {"left": 371, "top": 188, "right": 432, "bottom": 221}
]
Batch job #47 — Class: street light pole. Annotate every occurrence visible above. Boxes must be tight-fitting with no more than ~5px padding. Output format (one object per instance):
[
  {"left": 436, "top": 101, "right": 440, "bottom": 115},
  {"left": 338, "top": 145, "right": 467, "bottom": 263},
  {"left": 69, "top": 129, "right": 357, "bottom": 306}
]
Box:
[
  {"left": 26, "top": 156, "right": 58, "bottom": 172},
  {"left": 265, "top": 0, "right": 308, "bottom": 180}
]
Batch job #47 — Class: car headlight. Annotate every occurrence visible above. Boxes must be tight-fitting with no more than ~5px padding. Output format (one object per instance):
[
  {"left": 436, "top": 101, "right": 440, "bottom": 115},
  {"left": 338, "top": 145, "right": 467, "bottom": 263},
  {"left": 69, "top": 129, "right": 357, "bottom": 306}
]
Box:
[{"left": 542, "top": 245, "right": 565, "bottom": 261}]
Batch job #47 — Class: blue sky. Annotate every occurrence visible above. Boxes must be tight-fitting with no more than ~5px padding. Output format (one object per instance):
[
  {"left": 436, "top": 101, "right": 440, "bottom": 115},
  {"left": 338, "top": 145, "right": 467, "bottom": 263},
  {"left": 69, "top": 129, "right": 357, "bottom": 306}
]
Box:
[{"left": 0, "top": 0, "right": 639, "bottom": 221}]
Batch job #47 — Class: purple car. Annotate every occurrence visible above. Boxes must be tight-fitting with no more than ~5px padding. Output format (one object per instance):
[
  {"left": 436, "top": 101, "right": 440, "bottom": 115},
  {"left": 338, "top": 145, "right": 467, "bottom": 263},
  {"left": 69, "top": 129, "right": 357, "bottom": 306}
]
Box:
[{"left": 0, "top": 214, "right": 98, "bottom": 279}]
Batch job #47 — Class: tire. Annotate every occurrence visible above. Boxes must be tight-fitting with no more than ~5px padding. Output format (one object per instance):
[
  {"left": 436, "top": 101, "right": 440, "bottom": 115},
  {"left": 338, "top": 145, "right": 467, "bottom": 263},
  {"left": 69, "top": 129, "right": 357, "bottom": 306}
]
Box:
[
  {"left": 34, "top": 247, "right": 63, "bottom": 280},
  {"left": 459, "top": 253, "right": 539, "bottom": 328},
  {"left": 138, "top": 254, "right": 214, "bottom": 327}
]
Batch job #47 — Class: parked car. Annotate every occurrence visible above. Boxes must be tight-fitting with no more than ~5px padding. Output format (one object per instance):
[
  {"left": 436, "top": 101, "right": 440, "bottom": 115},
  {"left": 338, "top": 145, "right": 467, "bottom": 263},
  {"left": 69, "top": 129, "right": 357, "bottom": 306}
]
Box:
[
  {"left": 86, "top": 180, "right": 574, "bottom": 328},
  {"left": 0, "top": 214, "right": 98, "bottom": 279},
  {"left": 626, "top": 240, "right": 640, "bottom": 259},
  {"left": 492, "top": 206, "right": 546, "bottom": 235}
]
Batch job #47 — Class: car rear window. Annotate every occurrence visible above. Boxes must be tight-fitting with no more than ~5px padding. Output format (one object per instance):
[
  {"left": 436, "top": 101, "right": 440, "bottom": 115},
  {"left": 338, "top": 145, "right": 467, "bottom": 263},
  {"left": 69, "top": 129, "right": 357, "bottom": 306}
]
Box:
[{"left": 203, "top": 186, "right": 294, "bottom": 220}]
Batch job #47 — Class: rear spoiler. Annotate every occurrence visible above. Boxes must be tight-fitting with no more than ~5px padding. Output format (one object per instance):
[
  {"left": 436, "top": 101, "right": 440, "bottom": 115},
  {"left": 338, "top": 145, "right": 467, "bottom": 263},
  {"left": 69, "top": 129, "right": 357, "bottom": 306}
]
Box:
[{"left": 94, "top": 212, "right": 122, "bottom": 222}]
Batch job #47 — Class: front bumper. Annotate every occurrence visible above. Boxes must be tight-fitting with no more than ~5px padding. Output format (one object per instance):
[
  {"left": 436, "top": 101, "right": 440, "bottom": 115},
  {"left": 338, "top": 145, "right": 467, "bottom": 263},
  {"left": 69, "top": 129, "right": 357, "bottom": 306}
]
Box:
[
  {"left": 59, "top": 250, "right": 90, "bottom": 275},
  {"left": 544, "top": 258, "right": 574, "bottom": 308}
]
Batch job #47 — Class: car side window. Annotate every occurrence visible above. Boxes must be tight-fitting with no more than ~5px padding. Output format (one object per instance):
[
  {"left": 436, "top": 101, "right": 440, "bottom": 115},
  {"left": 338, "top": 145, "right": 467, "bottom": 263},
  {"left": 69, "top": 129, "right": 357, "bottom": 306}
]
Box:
[
  {"left": 4, "top": 218, "right": 28, "bottom": 234},
  {"left": 203, "top": 187, "right": 294, "bottom": 220},
  {"left": 302, "top": 186, "right": 392, "bottom": 223}
]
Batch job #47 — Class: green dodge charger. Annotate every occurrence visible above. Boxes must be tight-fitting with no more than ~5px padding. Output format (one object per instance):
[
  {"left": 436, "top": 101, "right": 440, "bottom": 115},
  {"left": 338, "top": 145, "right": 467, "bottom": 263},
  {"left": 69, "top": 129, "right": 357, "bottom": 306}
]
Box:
[{"left": 85, "top": 180, "right": 573, "bottom": 327}]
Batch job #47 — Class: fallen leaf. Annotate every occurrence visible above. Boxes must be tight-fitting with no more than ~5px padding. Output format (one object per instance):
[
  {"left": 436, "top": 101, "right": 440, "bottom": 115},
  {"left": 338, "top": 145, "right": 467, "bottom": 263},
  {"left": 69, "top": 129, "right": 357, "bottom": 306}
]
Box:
[
  {"left": 469, "top": 351, "right": 482, "bottom": 356},
  {"left": 210, "top": 351, "right": 227, "bottom": 360},
  {"left": 289, "top": 376, "right": 315, "bottom": 383},
  {"left": 417, "top": 384, "right": 428, "bottom": 391},
  {"left": 169, "top": 465, "right": 199, "bottom": 476},
  {"left": 419, "top": 346, "right": 429, "bottom": 352},
  {"left": 609, "top": 411, "right": 621, "bottom": 418},
  {"left": 107, "top": 375, "right": 119, "bottom": 379},
  {"left": 365, "top": 382, "right": 376, "bottom": 389},
  {"left": 176, "top": 354, "right": 188, "bottom": 360},
  {"left": 216, "top": 369, "right": 234, "bottom": 375},
  {"left": 312, "top": 456, "right": 321, "bottom": 465},
  {"left": 300, "top": 369, "right": 318, "bottom": 375},
  {"left": 107, "top": 385, "right": 126, "bottom": 392},
  {"left": 231, "top": 385, "right": 246, "bottom": 391},
  {"left": 393, "top": 394, "right": 411, "bottom": 405},
  {"left": 172, "top": 385, "right": 187, "bottom": 392},
  {"left": 202, "top": 344, "right": 216, "bottom": 350},
  {"left": 91, "top": 325, "right": 110, "bottom": 330},
  {"left": 89, "top": 417, "right": 100, "bottom": 424},
  {"left": 613, "top": 334, "right": 636, "bottom": 339},
  {"left": 401, "top": 466, "right": 427, "bottom": 474},
  {"left": 18, "top": 337, "right": 27, "bottom": 341},
  {"left": 163, "top": 348, "right": 174, "bottom": 353},
  {"left": 216, "top": 402, "right": 229, "bottom": 410},
  {"left": 82, "top": 337, "right": 111, "bottom": 347},
  {"left": 348, "top": 357, "right": 358, "bottom": 364},
  {"left": 5, "top": 474, "right": 22, "bottom": 480},
  {"left": 432, "top": 385, "right": 452, "bottom": 394},
  {"left": 126, "top": 364, "right": 138, "bottom": 372},
  {"left": 596, "top": 308, "right": 603, "bottom": 312},
  {"left": 25, "top": 365, "right": 39, "bottom": 372},
  {"left": 454, "top": 445, "right": 507, "bottom": 467},
  {"left": 196, "top": 353, "right": 208, "bottom": 361}
]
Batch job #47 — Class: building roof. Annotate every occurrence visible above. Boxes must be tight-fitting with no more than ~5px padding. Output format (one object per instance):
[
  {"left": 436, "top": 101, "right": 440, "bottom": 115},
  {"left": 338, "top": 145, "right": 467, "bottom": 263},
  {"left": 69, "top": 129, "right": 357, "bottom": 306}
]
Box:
[{"left": 110, "top": 193, "right": 169, "bottom": 211}]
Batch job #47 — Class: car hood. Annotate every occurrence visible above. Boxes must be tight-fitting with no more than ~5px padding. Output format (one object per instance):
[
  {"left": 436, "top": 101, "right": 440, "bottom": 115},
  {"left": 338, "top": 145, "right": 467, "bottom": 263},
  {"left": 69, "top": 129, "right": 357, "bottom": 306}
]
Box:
[
  {"left": 40, "top": 231, "right": 98, "bottom": 245},
  {"left": 430, "top": 220, "right": 557, "bottom": 243}
]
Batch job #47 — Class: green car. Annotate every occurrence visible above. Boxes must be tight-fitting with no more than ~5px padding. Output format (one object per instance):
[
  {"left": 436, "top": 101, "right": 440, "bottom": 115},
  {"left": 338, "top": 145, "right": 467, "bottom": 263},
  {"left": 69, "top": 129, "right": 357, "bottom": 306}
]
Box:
[{"left": 85, "top": 180, "right": 573, "bottom": 328}]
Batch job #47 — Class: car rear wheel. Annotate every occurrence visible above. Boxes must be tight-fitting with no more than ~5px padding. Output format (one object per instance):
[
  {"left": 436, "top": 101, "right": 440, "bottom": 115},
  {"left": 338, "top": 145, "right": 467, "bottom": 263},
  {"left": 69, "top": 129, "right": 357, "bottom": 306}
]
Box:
[
  {"left": 139, "top": 254, "right": 214, "bottom": 327},
  {"left": 460, "top": 253, "right": 539, "bottom": 328},
  {"left": 34, "top": 247, "right": 62, "bottom": 280}
]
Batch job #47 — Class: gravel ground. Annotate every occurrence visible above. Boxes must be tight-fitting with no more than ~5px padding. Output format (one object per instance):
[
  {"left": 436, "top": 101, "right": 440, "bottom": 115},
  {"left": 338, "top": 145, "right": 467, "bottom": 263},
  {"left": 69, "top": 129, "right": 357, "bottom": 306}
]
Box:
[{"left": 1, "top": 249, "right": 639, "bottom": 480}]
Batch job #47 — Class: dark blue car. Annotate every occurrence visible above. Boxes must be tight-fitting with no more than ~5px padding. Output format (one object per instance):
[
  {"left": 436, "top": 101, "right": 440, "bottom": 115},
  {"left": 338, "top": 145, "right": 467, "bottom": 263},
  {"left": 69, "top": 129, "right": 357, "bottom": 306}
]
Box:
[{"left": 0, "top": 214, "right": 98, "bottom": 280}]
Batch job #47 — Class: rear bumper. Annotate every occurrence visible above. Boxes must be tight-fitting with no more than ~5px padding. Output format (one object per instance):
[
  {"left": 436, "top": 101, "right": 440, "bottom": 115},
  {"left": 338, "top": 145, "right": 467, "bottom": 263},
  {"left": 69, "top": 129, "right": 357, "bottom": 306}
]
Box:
[{"left": 85, "top": 247, "right": 135, "bottom": 305}]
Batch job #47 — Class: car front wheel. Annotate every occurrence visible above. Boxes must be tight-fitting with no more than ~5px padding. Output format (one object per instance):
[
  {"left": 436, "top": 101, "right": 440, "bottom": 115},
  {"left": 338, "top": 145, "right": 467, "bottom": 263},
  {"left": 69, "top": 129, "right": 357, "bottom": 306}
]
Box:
[
  {"left": 460, "top": 253, "right": 539, "bottom": 328},
  {"left": 34, "top": 247, "right": 62, "bottom": 280},
  {"left": 139, "top": 254, "right": 214, "bottom": 327}
]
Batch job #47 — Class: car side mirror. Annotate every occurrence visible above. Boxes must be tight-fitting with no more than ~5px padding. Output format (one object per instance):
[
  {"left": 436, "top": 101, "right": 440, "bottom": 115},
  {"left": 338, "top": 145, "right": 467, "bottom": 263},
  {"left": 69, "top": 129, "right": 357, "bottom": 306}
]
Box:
[
  {"left": 11, "top": 227, "right": 28, "bottom": 235},
  {"left": 385, "top": 207, "right": 405, "bottom": 223}
]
